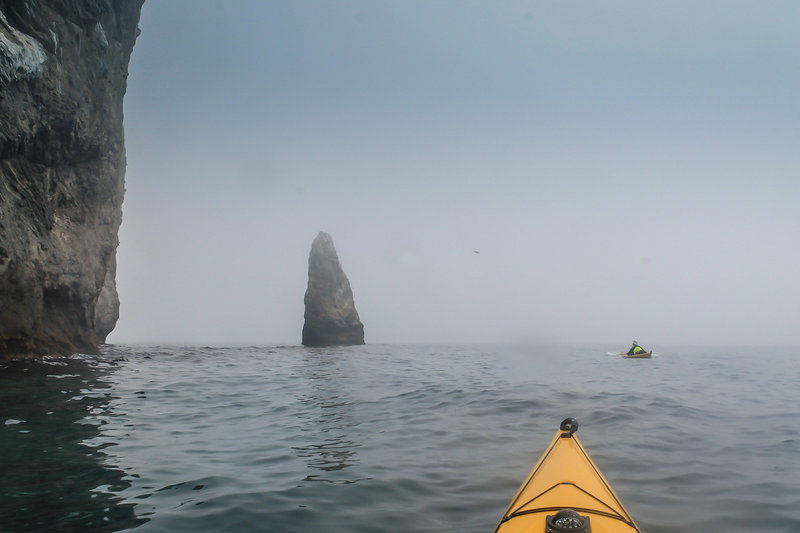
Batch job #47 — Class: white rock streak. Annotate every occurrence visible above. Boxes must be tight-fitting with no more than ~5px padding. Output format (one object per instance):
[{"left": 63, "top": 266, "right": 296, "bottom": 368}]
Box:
[{"left": 0, "top": 10, "right": 47, "bottom": 85}]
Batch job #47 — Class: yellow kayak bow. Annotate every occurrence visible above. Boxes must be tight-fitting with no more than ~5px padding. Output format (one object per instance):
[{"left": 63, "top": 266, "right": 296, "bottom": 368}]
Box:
[{"left": 494, "top": 418, "right": 640, "bottom": 533}]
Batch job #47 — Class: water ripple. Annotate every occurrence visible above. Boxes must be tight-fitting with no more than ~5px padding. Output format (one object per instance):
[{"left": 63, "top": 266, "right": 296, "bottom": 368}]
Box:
[{"left": 2, "top": 344, "right": 800, "bottom": 531}]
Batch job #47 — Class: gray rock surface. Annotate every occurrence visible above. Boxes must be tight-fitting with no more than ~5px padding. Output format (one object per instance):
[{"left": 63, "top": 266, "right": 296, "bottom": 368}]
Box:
[
  {"left": 302, "top": 231, "right": 365, "bottom": 347},
  {"left": 0, "top": 0, "right": 144, "bottom": 357}
]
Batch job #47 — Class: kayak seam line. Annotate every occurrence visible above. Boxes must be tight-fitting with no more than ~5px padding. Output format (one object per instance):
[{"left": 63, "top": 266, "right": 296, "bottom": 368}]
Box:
[
  {"left": 574, "top": 437, "right": 638, "bottom": 527},
  {"left": 501, "top": 435, "right": 561, "bottom": 517}
]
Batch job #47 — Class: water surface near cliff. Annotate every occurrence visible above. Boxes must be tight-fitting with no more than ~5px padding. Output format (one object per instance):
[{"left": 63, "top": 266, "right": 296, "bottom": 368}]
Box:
[{"left": 2, "top": 344, "right": 799, "bottom": 532}]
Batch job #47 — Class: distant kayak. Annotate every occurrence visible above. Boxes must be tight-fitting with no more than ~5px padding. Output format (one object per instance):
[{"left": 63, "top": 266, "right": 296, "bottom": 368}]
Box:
[
  {"left": 620, "top": 351, "right": 652, "bottom": 359},
  {"left": 494, "top": 418, "right": 640, "bottom": 533}
]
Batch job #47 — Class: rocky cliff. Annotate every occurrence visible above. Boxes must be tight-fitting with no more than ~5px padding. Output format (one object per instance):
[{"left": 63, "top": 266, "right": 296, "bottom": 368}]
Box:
[
  {"left": 0, "top": 0, "right": 143, "bottom": 357},
  {"left": 302, "top": 231, "right": 365, "bottom": 347}
]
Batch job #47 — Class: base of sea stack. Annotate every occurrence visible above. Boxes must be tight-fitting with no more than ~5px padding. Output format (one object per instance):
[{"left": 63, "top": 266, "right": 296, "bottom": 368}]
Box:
[
  {"left": 301, "top": 322, "right": 365, "bottom": 347},
  {"left": 494, "top": 418, "right": 640, "bottom": 533}
]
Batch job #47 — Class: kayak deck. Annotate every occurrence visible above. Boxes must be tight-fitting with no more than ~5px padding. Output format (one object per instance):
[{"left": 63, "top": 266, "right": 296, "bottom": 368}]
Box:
[
  {"left": 621, "top": 351, "right": 651, "bottom": 359},
  {"left": 495, "top": 419, "right": 640, "bottom": 533}
]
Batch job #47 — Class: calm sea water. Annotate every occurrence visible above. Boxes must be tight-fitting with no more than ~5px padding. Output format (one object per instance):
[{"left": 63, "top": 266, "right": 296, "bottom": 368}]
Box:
[{"left": 1, "top": 344, "right": 799, "bottom": 532}]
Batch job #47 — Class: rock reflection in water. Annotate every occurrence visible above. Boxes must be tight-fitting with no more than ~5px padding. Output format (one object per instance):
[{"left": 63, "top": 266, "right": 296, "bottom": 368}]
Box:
[
  {"left": 292, "top": 350, "right": 371, "bottom": 484},
  {"left": 0, "top": 356, "right": 146, "bottom": 532}
]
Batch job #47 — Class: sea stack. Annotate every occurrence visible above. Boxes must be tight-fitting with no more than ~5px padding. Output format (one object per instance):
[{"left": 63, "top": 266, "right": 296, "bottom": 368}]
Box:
[
  {"left": 0, "top": 1, "right": 144, "bottom": 357},
  {"left": 302, "top": 232, "right": 365, "bottom": 347}
]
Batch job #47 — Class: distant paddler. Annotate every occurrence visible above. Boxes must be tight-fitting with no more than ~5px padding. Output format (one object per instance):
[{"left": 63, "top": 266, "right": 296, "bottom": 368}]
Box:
[{"left": 626, "top": 340, "right": 647, "bottom": 356}]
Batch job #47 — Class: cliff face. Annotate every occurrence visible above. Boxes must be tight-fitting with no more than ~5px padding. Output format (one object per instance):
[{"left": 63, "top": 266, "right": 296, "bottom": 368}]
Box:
[
  {"left": 302, "top": 232, "right": 365, "bottom": 347},
  {"left": 0, "top": 0, "right": 143, "bottom": 357}
]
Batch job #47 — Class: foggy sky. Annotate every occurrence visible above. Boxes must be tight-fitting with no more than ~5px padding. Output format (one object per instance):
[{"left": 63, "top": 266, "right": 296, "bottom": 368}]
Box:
[{"left": 111, "top": 1, "right": 800, "bottom": 348}]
